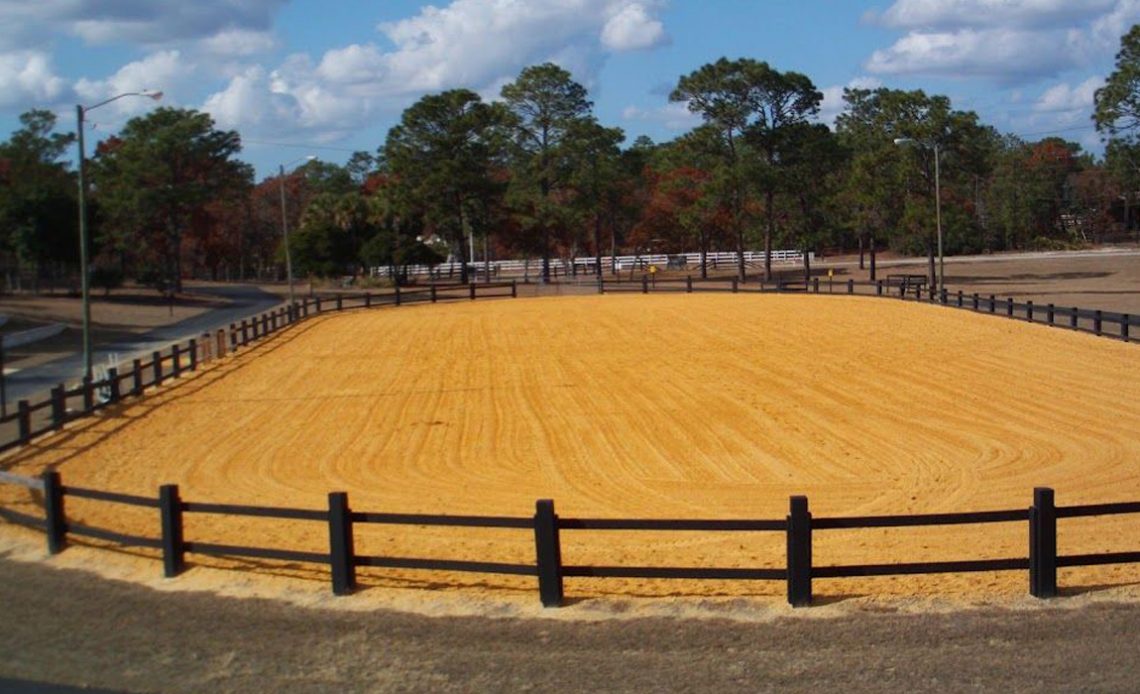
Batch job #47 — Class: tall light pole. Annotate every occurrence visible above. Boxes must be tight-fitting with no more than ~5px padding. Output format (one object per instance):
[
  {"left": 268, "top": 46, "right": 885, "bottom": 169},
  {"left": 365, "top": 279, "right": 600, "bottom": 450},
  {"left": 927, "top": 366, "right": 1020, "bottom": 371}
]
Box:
[
  {"left": 279, "top": 156, "right": 315, "bottom": 306},
  {"left": 76, "top": 90, "right": 163, "bottom": 383},
  {"left": 894, "top": 137, "right": 943, "bottom": 295}
]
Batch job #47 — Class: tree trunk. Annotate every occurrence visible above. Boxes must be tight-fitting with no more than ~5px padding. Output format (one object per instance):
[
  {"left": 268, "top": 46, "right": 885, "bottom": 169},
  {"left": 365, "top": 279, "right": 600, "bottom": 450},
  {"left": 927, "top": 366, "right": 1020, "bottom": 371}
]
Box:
[
  {"left": 869, "top": 235, "right": 877, "bottom": 281},
  {"left": 594, "top": 213, "right": 602, "bottom": 277},
  {"left": 764, "top": 188, "right": 774, "bottom": 282},
  {"left": 927, "top": 236, "right": 936, "bottom": 290}
]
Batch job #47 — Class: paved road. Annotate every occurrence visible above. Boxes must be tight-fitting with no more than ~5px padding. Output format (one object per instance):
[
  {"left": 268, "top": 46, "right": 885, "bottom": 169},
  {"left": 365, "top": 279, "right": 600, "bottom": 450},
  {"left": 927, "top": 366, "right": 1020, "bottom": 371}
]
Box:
[{"left": 3, "top": 284, "right": 282, "bottom": 403}]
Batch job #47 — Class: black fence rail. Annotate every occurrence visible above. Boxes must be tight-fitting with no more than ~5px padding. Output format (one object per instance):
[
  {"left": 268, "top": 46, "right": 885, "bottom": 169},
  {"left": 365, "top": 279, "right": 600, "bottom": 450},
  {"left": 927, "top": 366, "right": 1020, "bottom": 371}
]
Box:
[
  {"left": 595, "top": 275, "right": 1135, "bottom": 343},
  {"left": 0, "top": 281, "right": 521, "bottom": 456},
  {"left": 3, "top": 471, "right": 1138, "bottom": 607}
]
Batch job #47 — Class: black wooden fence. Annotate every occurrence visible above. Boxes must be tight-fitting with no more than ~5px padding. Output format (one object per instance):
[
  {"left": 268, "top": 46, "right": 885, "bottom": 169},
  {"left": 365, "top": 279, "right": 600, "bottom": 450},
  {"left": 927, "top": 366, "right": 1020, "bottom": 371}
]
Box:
[
  {"left": 0, "top": 274, "right": 1137, "bottom": 606},
  {"left": 3, "top": 470, "right": 1139, "bottom": 607},
  {"left": 596, "top": 275, "right": 1134, "bottom": 343}
]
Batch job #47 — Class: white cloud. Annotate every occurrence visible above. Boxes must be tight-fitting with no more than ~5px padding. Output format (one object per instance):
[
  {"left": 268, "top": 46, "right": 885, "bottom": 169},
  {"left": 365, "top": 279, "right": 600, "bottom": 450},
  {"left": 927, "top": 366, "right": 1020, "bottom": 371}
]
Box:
[
  {"left": 622, "top": 102, "right": 701, "bottom": 132},
  {"left": 199, "top": 29, "right": 278, "bottom": 58},
  {"left": 873, "top": 0, "right": 1116, "bottom": 30},
  {"left": 866, "top": 28, "right": 1080, "bottom": 82},
  {"left": 864, "top": 1, "right": 1140, "bottom": 85},
  {"left": 0, "top": 50, "right": 67, "bottom": 108},
  {"left": 601, "top": 3, "right": 668, "bottom": 51},
  {"left": 1034, "top": 76, "right": 1103, "bottom": 112},
  {"left": 195, "top": 0, "right": 669, "bottom": 142},
  {"left": 0, "top": 1, "right": 287, "bottom": 47},
  {"left": 74, "top": 51, "right": 190, "bottom": 121}
]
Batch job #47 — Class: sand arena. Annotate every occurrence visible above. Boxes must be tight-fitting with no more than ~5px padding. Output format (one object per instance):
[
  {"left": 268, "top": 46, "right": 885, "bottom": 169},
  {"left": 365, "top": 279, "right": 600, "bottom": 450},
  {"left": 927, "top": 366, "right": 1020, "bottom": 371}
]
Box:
[{"left": 1, "top": 293, "right": 1138, "bottom": 602}]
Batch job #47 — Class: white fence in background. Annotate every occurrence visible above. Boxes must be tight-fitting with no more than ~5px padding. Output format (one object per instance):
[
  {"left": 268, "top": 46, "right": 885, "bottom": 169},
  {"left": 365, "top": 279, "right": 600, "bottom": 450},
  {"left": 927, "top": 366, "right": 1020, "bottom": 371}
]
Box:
[{"left": 371, "top": 250, "right": 813, "bottom": 280}]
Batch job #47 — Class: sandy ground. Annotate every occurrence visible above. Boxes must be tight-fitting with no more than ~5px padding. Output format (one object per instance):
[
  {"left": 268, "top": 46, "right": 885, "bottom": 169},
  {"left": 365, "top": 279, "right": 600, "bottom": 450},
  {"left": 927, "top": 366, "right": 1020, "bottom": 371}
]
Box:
[{"left": 2, "top": 293, "right": 1138, "bottom": 608}]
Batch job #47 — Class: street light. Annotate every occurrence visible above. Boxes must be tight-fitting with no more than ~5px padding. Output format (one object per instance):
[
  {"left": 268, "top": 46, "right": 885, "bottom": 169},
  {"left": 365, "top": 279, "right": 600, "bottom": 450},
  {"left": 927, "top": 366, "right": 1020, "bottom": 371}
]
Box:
[
  {"left": 279, "top": 156, "right": 315, "bottom": 306},
  {"left": 894, "top": 137, "right": 943, "bottom": 295},
  {"left": 76, "top": 89, "right": 163, "bottom": 383}
]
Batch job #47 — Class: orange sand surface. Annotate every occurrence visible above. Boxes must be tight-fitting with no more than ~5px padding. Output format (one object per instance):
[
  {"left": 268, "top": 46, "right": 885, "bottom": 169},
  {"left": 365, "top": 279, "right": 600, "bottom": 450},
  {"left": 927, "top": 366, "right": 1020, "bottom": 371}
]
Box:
[{"left": 2, "top": 293, "right": 1139, "bottom": 604}]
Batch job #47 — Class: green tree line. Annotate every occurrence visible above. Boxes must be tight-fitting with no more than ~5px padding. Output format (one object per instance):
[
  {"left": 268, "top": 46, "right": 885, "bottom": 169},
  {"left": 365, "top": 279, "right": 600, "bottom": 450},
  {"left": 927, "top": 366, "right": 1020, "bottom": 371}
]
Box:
[{"left": 5, "top": 26, "right": 1140, "bottom": 292}]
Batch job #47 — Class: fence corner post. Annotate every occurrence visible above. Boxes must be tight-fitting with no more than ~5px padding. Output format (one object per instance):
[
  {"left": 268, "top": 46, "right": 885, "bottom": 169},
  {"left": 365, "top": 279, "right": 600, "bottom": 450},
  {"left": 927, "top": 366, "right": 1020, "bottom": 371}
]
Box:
[
  {"left": 786, "top": 495, "right": 812, "bottom": 608},
  {"left": 1122, "top": 314, "right": 1131, "bottom": 342},
  {"left": 1029, "top": 487, "right": 1057, "bottom": 599},
  {"left": 328, "top": 491, "right": 356, "bottom": 595},
  {"left": 534, "top": 499, "right": 564, "bottom": 607},
  {"left": 43, "top": 470, "right": 66, "bottom": 554},
  {"left": 160, "top": 484, "right": 185, "bottom": 578},
  {"left": 512, "top": 279, "right": 518, "bottom": 298}
]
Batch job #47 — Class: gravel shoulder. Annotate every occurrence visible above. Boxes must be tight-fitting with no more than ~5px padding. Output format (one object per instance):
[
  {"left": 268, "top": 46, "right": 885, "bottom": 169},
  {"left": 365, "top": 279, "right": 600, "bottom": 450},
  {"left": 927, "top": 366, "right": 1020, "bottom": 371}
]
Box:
[{"left": 3, "top": 557, "right": 1140, "bottom": 693}]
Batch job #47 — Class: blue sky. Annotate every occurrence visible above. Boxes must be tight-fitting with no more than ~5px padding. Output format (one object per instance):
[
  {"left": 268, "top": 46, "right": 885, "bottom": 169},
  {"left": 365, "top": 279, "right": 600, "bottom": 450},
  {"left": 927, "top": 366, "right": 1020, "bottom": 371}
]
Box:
[{"left": 1, "top": 1, "right": 1136, "bottom": 179}]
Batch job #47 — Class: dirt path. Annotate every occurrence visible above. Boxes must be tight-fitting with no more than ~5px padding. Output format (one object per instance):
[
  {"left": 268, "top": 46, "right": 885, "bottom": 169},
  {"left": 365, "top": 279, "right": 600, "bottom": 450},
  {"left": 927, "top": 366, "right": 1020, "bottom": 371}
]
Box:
[{"left": 1, "top": 558, "right": 1137, "bottom": 692}]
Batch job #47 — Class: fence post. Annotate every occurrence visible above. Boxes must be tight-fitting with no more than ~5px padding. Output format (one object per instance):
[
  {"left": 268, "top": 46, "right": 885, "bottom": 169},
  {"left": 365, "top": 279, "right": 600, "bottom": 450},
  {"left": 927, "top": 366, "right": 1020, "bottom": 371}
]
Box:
[
  {"left": 153, "top": 351, "right": 163, "bottom": 386},
  {"left": 336, "top": 294, "right": 343, "bottom": 311},
  {"left": 133, "top": 359, "right": 143, "bottom": 396},
  {"left": 916, "top": 285, "right": 923, "bottom": 302},
  {"left": 847, "top": 279, "right": 854, "bottom": 295},
  {"left": 1094, "top": 310, "right": 1102, "bottom": 335},
  {"left": 988, "top": 295, "right": 996, "bottom": 313},
  {"left": 241, "top": 320, "right": 249, "bottom": 345},
  {"left": 171, "top": 345, "right": 182, "bottom": 379},
  {"left": 365, "top": 292, "right": 371, "bottom": 308},
  {"left": 160, "top": 484, "right": 185, "bottom": 578},
  {"left": 787, "top": 495, "right": 812, "bottom": 607},
  {"left": 261, "top": 313, "right": 270, "bottom": 336},
  {"left": 1026, "top": 301, "right": 1034, "bottom": 323},
  {"left": 876, "top": 280, "right": 883, "bottom": 296},
  {"left": 315, "top": 297, "right": 323, "bottom": 313},
  {"left": 108, "top": 368, "right": 120, "bottom": 404},
  {"left": 1070, "top": 307, "right": 1079, "bottom": 329},
  {"left": 1006, "top": 297, "right": 1014, "bottom": 317},
  {"left": 17, "top": 400, "right": 30, "bottom": 445},
  {"left": 534, "top": 499, "right": 564, "bottom": 607},
  {"left": 50, "top": 385, "right": 65, "bottom": 429},
  {"left": 429, "top": 285, "right": 436, "bottom": 304},
  {"left": 940, "top": 288, "right": 947, "bottom": 304},
  {"left": 43, "top": 471, "right": 66, "bottom": 554},
  {"left": 1047, "top": 304, "right": 1055, "bottom": 325},
  {"left": 731, "top": 278, "right": 738, "bottom": 293},
  {"left": 642, "top": 275, "right": 649, "bottom": 294},
  {"left": 82, "top": 376, "right": 94, "bottom": 413},
  {"left": 1122, "top": 314, "right": 1131, "bottom": 341},
  {"left": 470, "top": 283, "right": 477, "bottom": 300},
  {"left": 686, "top": 276, "right": 693, "bottom": 293},
  {"left": 512, "top": 280, "right": 518, "bottom": 298},
  {"left": 396, "top": 286, "right": 403, "bottom": 306},
  {"left": 956, "top": 290, "right": 963, "bottom": 307},
  {"left": 972, "top": 293, "right": 979, "bottom": 311},
  {"left": 812, "top": 277, "right": 819, "bottom": 293},
  {"left": 189, "top": 339, "right": 198, "bottom": 371},
  {"left": 1029, "top": 487, "right": 1057, "bottom": 599},
  {"left": 229, "top": 323, "right": 237, "bottom": 351},
  {"left": 328, "top": 491, "right": 356, "bottom": 595}
]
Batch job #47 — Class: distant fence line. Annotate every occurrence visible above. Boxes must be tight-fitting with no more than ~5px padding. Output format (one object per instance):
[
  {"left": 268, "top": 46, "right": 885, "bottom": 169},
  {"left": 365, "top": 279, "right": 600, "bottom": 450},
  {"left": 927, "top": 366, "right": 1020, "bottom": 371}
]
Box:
[
  {"left": 371, "top": 250, "right": 814, "bottom": 280},
  {"left": 0, "top": 273, "right": 1136, "bottom": 607},
  {"left": 596, "top": 274, "right": 1134, "bottom": 343}
]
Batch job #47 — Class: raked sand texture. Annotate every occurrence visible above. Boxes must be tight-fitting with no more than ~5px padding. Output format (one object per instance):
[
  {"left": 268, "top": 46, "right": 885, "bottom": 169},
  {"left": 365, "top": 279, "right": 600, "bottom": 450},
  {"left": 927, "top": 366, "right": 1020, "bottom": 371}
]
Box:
[{"left": 2, "top": 293, "right": 1138, "bottom": 601}]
